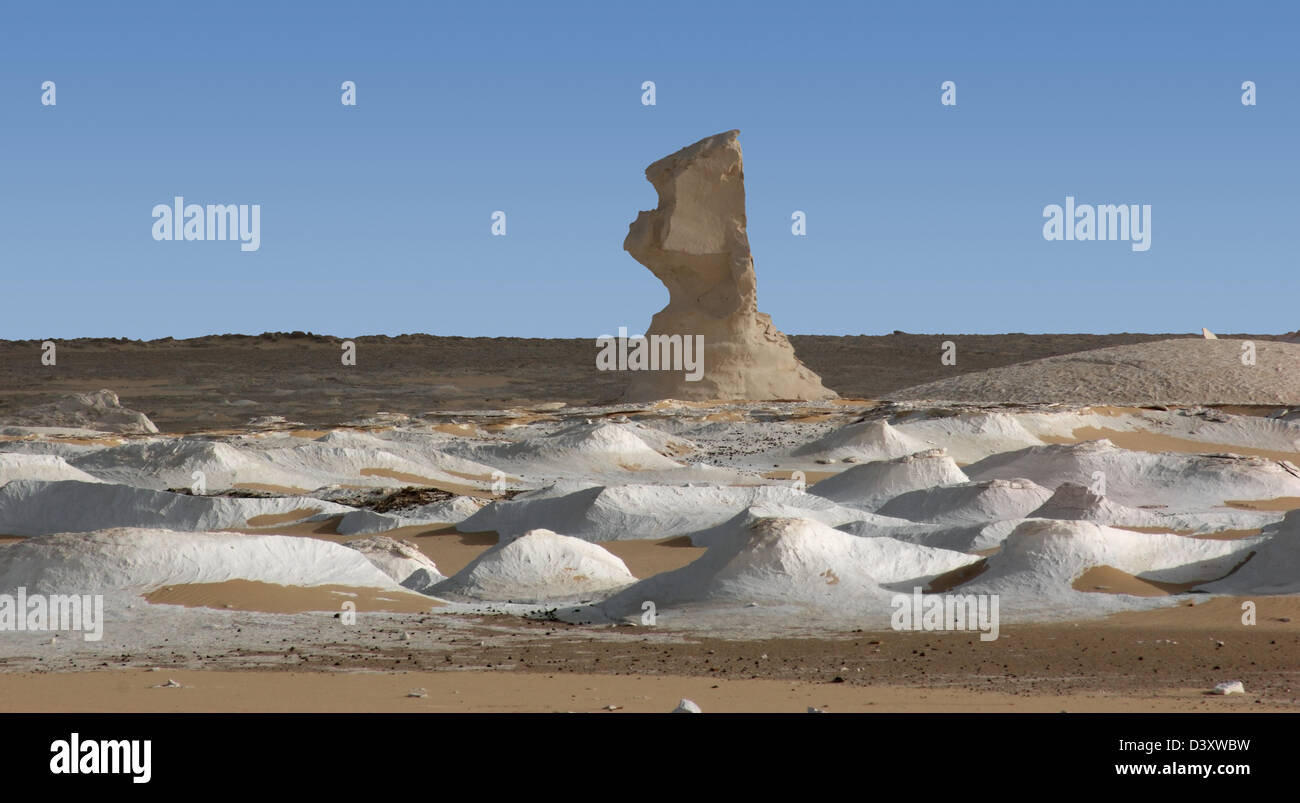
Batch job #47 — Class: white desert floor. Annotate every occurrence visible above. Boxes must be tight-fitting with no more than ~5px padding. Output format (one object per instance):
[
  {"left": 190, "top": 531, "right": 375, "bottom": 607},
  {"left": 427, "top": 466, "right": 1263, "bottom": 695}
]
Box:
[{"left": 3, "top": 394, "right": 1300, "bottom": 710}]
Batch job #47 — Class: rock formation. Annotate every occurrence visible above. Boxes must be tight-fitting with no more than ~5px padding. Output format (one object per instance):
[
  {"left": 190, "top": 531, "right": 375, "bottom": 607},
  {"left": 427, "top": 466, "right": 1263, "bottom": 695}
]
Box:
[
  {"left": 3, "top": 389, "right": 158, "bottom": 434},
  {"left": 622, "top": 130, "right": 836, "bottom": 402}
]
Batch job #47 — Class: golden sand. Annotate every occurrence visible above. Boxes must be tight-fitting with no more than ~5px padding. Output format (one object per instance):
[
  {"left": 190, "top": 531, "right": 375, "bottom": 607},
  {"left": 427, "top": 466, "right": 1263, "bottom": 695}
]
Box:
[
  {"left": 0, "top": 669, "right": 1277, "bottom": 713},
  {"left": 144, "top": 579, "right": 440, "bottom": 614}
]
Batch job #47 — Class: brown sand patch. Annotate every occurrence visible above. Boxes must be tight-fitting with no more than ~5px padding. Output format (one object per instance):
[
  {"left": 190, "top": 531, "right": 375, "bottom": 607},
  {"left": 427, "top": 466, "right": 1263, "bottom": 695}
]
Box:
[
  {"left": 617, "top": 462, "right": 662, "bottom": 471},
  {"left": 1072, "top": 566, "right": 1204, "bottom": 596},
  {"left": 1076, "top": 548, "right": 1256, "bottom": 597},
  {"left": 442, "top": 467, "right": 515, "bottom": 488},
  {"left": 1213, "top": 405, "right": 1292, "bottom": 419},
  {"left": 926, "top": 558, "right": 988, "bottom": 592},
  {"left": 331, "top": 529, "right": 704, "bottom": 580},
  {"left": 358, "top": 468, "right": 489, "bottom": 497},
  {"left": 144, "top": 580, "right": 440, "bottom": 614},
  {"left": 361, "top": 467, "right": 443, "bottom": 485},
  {"left": 402, "top": 528, "right": 499, "bottom": 576},
  {"left": 762, "top": 469, "right": 837, "bottom": 483},
  {"left": 224, "top": 520, "right": 495, "bottom": 574},
  {"left": 600, "top": 536, "right": 707, "bottom": 578},
  {"left": 53, "top": 436, "right": 127, "bottom": 447},
  {"left": 287, "top": 429, "right": 331, "bottom": 439},
  {"left": 1225, "top": 497, "right": 1300, "bottom": 512},
  {"left": 0, "top": 536, "right": 22, "bottom": 545},
  {"left": 1049, "top": 425, "right": 1300, "bottom": 463},
  {"left": 1078, "top": 405, "right": 1153, "bottom": 418},
  {"left": 233, "top": 482, "right": 313, "bottom": 495},
  {"left": 431, "top": 423, "right": 481, "bottom": 438},
  {"left": 829, "top": 397, "right": 878, "bottom": 407},
  {"left": 234, "top": 514, "right": 343, "bottom": 536},
  {"left": 0, "top": 669, "right": 1277, "bottom": 714},
  {"left": 646, "top": 399, "right": 725, "bottom": 411},
  {"left": 482, "top": 413, "right": 554, "bottom": 430},
  {"left": 786, "top": 412, "right": 839, "bottom": 424},
  {"left": 244, "top": 508, "right": 322, "bottom": 527},
  {"left": 1117, "top": 525, "right": 1263, "bottom": 541},
  {"left": 1101, "top": 594, "right": 1300, "bottom": 629}
]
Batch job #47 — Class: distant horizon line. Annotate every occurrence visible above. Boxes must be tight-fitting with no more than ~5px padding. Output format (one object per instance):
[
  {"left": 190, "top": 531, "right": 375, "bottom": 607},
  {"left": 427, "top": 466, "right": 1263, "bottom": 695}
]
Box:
[{"left": 0, "top": 330, "right": 1292, "bottom": 344}]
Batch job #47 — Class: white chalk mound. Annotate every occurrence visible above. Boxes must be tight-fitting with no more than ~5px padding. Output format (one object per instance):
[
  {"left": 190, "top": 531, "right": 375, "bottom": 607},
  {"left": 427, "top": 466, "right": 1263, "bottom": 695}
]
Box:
[
  {"left": 792, "top": 419, "right": 929, "bottom": 463},
  {"left": 459, "top": 481, "right": 887, "bottom": 541},
  {"left": 0, "top": 479, "right": 351, "bottom": 536},
  {"left": 399, "top": 495, "right": 487, "bottom": 524},
  {"left": 1196, "top": 510, "right": 1300, "bottom": 594},
  {"left": 1026, "top": 482, "right": 1272, "bottom": 534},
  {"left": 875, "top": 478, "right": 1054, "bottom": 525},
  {"left": 432, "top": 528, "right": 636, "bottom": 602},
  {"left": 69, "top": 438, "right": 309, "bottom": 492},
  {"left": 965, "top": 439, "right": 1300, "bottom": 511},
  {"left": 836, "top": 517, "right": 1026, "bottom": 554},
  {"left": 344, "top": 536, "right": 444, "bottom": 592},
  {"left": 64, "top": 431, "right": 505, "bottom": 494},
  {"left": 810, "top": 449, "right": 968, "bottom": 508},
  {"left": 0, "top": 453, "right": 104, "bottom": 486},
  {"left": 890, "top": 412, "right": 1045, "bottom": 464},
  {"left": 956, "top": 520, "right": 1256, "bottom": 604},
  {"left": 1029, "top": 482, "right": 1166, "bottom": 527},
  {"left": 0, "top": 528, "right": 404, "bottom": 594},
  {"left": 599, "top": 514, "right": 978, "bottom": 618},
  {"left": 470, "top": 422, "right": 684, "bottom": 476}
]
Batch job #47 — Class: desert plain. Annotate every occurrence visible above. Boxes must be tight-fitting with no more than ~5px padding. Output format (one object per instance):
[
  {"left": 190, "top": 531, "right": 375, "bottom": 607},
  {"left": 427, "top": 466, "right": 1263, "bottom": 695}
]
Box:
[{"left": 1, "top": 330, "right": 1299, "bottom": 713}]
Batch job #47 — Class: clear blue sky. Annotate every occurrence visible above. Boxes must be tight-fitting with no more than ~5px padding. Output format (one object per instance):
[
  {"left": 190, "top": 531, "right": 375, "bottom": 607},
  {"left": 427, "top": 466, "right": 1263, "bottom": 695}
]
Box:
[{"left": 2, "top": 1, "right": 1296, "bottom": 340}]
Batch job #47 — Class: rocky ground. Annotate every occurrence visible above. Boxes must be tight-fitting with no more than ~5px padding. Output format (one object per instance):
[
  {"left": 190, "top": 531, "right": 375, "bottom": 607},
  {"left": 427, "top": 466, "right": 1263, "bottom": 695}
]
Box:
[{"left": 0, "top": 331, "right": 1239, "bottom": 432}]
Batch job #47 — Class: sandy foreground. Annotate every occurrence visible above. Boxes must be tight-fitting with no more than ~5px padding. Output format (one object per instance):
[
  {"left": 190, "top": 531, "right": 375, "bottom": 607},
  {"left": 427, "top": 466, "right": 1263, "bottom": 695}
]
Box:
[
  {"left": 0, "top": 668, "right": 1276, "bottom": 713},
  {"left": 1, "top": 595, "right": 1294, "bottom": 713}
]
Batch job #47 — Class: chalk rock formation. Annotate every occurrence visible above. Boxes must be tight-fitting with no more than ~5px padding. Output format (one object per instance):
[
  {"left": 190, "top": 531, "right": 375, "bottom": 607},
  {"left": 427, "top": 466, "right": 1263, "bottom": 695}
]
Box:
[
  {"left": 3, "top": 389, "right": 158, "bottom": 434},
  {"left": 623, "top": 130, "right": 836, "bottom": 402}
]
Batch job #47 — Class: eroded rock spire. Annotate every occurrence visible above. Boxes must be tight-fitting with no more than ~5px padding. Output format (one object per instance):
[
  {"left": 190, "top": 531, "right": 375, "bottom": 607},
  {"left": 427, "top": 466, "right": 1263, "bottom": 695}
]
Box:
[{"left": 622, "top": 130, "right": 836, "bottom": 402}]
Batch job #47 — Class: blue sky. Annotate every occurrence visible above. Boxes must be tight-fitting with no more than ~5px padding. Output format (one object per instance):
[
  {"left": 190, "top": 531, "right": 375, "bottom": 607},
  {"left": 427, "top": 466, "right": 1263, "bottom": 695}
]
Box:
[{"left": 1, "top": 1, "right": 1296, "bottom": 339}]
